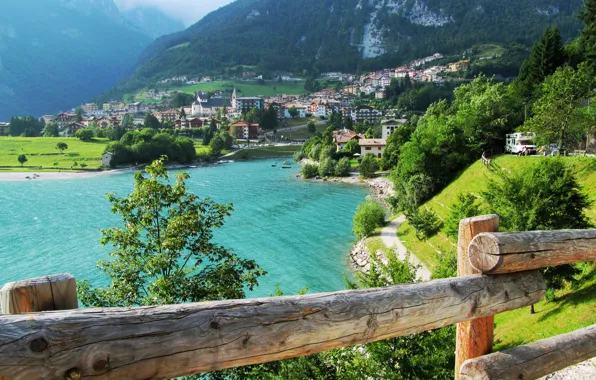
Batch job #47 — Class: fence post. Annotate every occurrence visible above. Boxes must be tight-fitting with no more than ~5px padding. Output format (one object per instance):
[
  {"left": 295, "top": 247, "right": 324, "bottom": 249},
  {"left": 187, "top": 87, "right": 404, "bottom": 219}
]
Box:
[
  {"left": 455, "top": 215, "right": 500, "bottom": 380},
  {"left": 0, "top": 273, "right": 78, "bottom": 314}
]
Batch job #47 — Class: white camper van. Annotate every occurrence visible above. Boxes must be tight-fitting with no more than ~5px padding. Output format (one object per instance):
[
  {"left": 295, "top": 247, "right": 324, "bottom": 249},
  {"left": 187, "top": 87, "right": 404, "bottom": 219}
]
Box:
[{"left": 505, "top": 132, "right": 537, "bottom": 154}]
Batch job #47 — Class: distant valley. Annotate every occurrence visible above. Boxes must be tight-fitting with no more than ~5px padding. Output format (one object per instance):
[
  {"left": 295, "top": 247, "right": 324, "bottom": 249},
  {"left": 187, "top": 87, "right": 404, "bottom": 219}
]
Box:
[{"left": 0, "top": 0, "right": 184, "bottom": 121}]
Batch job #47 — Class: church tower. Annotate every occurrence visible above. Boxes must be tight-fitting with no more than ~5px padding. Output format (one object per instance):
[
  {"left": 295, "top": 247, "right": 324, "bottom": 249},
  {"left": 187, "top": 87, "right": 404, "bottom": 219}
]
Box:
[{"left": 231, "top": 88, "right": 238, "bottom": 110}]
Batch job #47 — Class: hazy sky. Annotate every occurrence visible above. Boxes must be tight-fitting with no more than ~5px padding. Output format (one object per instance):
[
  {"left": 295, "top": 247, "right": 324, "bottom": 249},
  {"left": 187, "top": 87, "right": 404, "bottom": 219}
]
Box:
[{"left": 115, "top": 0, "right": 235, "bottom": 27}]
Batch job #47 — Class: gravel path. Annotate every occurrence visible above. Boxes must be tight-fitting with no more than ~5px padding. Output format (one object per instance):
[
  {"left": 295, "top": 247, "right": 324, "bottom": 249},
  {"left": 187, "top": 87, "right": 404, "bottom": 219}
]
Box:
[
  {"left": 380, "top": 215, "right": 432, "bottom": 281},
  {"left": 540, "top": 358, "right": 596, "bottom": 379}
]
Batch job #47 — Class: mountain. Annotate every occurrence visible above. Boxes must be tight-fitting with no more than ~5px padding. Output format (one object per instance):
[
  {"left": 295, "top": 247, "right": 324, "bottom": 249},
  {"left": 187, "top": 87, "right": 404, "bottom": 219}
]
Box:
[
  {"left": 0, "top": 0, "right": 151, "bottom": 120},
  {"left": 121, "top": 7, "right": 185, "bottom": 40},
  {"left": 104, "top": 0, "right": 584, "bottom": 98}
]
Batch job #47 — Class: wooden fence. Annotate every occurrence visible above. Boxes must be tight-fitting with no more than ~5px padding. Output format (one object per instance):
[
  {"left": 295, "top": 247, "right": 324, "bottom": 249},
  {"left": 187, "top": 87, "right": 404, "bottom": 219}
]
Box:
[{"left": 0, "top": 215, "right": 595, "bottom": 380}]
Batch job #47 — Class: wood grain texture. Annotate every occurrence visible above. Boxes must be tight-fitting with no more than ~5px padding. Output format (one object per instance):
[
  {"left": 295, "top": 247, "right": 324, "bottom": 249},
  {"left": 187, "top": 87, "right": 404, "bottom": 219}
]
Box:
[
  {"left": 460, "top": 324, "right": 596, "bottom": 380},
  {"left": 455, "top": 215, "right": 500, "bottom": 380},
  {"left": 0, "top": 272, "right": 545, "bottom": 380},
  {"left": 468, "top": 229, "right": 596, "bottom": 274},
  {"left": 0, "top": 273, "right": 78, "bottom": 314}
]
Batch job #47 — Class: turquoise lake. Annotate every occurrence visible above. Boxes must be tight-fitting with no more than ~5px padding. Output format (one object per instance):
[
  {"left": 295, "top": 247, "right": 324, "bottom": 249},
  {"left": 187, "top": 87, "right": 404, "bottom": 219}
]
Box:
[{"left": 0, "top": 159, "right": 368, "bottom": 297}]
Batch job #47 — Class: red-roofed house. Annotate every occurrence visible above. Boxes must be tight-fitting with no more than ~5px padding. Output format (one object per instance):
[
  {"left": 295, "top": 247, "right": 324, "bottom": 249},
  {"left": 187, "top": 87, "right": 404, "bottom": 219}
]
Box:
[
  {"left": 333, "top": 129, "right": 365, "bottom": 151},
  {"left": 228, "top": 120, "right": 259, "bottom": 139}
]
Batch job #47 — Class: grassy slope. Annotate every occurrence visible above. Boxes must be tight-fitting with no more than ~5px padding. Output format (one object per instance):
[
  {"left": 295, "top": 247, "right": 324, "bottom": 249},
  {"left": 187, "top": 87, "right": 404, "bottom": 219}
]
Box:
[
  {"left": 396, "top": 155, "right": 596, "bottom": 349},
  {"left": 0, "top": 137, "right": 109, "bottom": 171},
  {"left": 134, "top": 80, "right": 307, "bottom": 103}
]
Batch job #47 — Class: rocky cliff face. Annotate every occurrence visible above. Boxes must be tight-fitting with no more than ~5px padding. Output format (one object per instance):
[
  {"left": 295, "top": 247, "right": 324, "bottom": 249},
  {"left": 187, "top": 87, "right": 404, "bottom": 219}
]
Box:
[{"left": 102, "top": 0, "right": 583, "bottom": 99}]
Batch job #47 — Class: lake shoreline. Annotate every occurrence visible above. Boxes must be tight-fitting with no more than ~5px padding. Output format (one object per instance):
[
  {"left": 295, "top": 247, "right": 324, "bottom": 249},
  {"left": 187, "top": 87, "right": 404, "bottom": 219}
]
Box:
[{"left": 0, "top": 163, "right": 212, "bottom": 182}]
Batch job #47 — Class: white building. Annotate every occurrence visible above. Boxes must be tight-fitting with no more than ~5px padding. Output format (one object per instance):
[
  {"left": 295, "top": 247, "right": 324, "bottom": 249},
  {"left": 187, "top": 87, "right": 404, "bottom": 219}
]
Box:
[
  {"left": 359, "top": 139, "right": 387, "bottom": 158},
  {"left": 102, "top": 152, "right": 113, "bottom": 167},
  {"left": 381, "top": 118, "right": 408, "bottom": 139}
]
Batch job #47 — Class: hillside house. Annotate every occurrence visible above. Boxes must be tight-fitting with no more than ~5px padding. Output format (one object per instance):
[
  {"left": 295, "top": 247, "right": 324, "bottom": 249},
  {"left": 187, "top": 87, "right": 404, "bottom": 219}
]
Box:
[
  {"left": 231, "top": 89, "right": 264, "bottom": 112},
  {"left": 359, "top": 138, "right": 387, "bottom": 158},
  {"left": 55, "top": 113, "right": 77, "bottom": 128},
  {"left": 60, "top": 122, "right": 85, "bottom": 137},
  {"left": 175, "top": 117, "right": 204, "bottom": 129},
  {"left": 160, "top": 109, "right": 180, "bottom": 123},
  {"left": 283, "top": 104, "right": 308, "bottom": 118},
  {"left": 81, "top": 103, "right": 98, "bottom": 113},
  {"left": 343, "top": 106, "right": 383, "bottom": 124},
  {"left": 334, "top": 129, "right": 365, "bottom": 151},
  {"left": 448, "top": 60, "right": 470, "bottom": 72},
  {"left": 381, "top": 118, "right": 408, "bottom": 139},
  {"left": 228, "top": 121, "right": 259, "bottom": 140}
]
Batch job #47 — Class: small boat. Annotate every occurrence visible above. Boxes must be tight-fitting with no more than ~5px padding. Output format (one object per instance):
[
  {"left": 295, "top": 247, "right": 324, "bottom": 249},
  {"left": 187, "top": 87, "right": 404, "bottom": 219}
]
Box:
[
  {"left": 271, "top": 164, "right": 277, "bottom": 167},
  {"left": 282, "top": 161, "right": 292, "bottom": 169}
]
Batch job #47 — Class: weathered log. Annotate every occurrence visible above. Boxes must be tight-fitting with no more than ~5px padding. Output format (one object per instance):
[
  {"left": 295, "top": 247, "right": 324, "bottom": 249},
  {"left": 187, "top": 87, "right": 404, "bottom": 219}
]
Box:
[
  {"left": 0, "top": 273, "right": 78, "bottom": 314},
  {"left": 460, "top": 324, "right": 596, "bottom": 380},
  {"left": 468, "top": 229, "right": 596, "bottom": 274},
  {"left": 455, "top": 215, "right": 500, "bottom": 380},
  {"left": 0, "top": 272, "right": 545, "bottom": 380}
]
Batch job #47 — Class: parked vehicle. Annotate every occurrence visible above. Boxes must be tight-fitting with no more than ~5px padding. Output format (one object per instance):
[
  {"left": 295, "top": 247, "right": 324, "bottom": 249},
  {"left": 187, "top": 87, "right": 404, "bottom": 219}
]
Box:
[{"left": 505, "top": 132, "right": 537, "bottom": 154}]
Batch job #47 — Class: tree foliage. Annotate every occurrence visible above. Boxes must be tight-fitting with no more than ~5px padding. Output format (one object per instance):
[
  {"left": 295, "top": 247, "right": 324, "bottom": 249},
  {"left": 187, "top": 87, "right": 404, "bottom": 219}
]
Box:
[
  {"left": 443, "top": 193, "right": 481, "bottom": 239},
  {"left": 524, "top": 65, "right": 594, "bottom": 151},
  {"left": 353, "top": 198, "right": 385, "bottom": 239},
  {"left": 56, "top": 142, "right": 68, "bottom": 154},
  {"left": 106, "top": 130, "right": 197, "bottom": 166},
  {"left": 408, "top": 210, "right": 442, "bottom": 241},
  {"left": 483, "top": 159, "right": 592, "bottom": 289},
  {"left": 78, "top": 158, "right": 266, "bottom": 307},
  {"left": 334, "top": 157, "right": 351, "bottom": 177},
  {"left": 301, "top": 163, "right": 319, "bottom": 179},
  {"left": 359, "top": 154, "right": 379, "bottom": 178},
  {"left": 75, "top": 128, "right": 94, "bottom": 141},
  {"left": 17, "top": 154, "right": 27, "bottom": 167},
  {"left": 516, "top": 26, "right": 566, "bottom": 98}
]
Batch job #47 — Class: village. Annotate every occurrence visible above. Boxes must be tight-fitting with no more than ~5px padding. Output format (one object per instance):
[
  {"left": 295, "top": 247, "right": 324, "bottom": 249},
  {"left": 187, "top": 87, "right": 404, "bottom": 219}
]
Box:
[{"left": 23, "top": 52, "right": 471, "bottom": 158}]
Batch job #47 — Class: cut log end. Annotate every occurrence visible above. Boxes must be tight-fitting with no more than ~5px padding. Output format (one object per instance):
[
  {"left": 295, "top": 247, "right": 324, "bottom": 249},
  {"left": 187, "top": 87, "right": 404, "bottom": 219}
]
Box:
[{"left": 469, "top": 233, "right": 502, "bottom": 273}]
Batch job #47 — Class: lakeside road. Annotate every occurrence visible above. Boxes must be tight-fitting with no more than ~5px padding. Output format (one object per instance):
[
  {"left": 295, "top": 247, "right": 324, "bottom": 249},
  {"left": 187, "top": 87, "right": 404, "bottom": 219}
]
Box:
[{"left": 381, "top": 215, "right": 432, "bottom": 281}]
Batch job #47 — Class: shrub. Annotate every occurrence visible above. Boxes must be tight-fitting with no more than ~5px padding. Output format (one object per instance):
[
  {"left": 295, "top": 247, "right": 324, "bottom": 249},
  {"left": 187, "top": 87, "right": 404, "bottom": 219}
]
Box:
[
  {"left": 409, "top": 210, "right": 442, "bottom": 240},
  {"left": 301, "top": 164, "right": 318, "bottom": 179},
  {"left": 432, "top": 250, "right": 458, "bottom": 279},
  {"left": 335, "top": 157, "right": 351, "bottom": 177},
  {"left": 293, "top": 151, "right": 305, "bottom": 162},
  {"left": 359, "top": 154, "right": 379, "bottom": 178},
  {"left": 308, "top": 143, "right": 321, "bottom": 161},
  {"left": 75, "top": 128, "right": 94, "bottom": 141},
  {"left": 444, "top": 193, "right": 481, "bottom": 239},
  {"left": 318, "top": 157, "right": 336, "bottom": 177},
  {"left": 353, "top": 199, "right": 386, "bottom": 239},
  {"left": 319, "top": 145, "right": 337, "bottom": 161}
]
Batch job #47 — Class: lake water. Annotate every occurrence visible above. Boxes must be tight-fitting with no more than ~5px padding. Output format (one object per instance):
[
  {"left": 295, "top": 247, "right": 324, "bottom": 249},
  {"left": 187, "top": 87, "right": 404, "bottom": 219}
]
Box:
[{"left": 0, "top": 159, "right": 367, "bottom": 297}]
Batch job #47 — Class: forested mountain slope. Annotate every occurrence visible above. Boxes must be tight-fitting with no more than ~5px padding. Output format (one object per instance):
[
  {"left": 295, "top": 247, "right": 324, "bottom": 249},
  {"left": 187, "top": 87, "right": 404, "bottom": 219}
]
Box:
[
  {"left": 0, "top": 0, "right": 151, "bottom": 120},
  {"left": 105, "top": 0, "right": 583, "bottom": 97}
]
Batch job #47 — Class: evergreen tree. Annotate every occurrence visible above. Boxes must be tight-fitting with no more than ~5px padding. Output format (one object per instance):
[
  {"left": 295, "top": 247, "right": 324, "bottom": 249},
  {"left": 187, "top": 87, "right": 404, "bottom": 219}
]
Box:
[
  {"left": 580, "top": 0, "right": 596, "bottom": 73},
  {"left": 517, "top": 27, "right": 566, "bottom": 98}
]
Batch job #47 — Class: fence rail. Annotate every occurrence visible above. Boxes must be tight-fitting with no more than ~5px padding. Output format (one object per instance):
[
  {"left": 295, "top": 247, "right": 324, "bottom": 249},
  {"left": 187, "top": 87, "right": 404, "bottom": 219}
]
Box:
[
  {"left": 468, "top": 229, "right": 596, "bottom": 274},
  {"left": 0, "top": 215, "right": 594, "bottom": 380},
  {"left": 460, "top": 324, "right": 596, "bottom": 379},
  {"left": 0, "top": 272, "right": 544, "bottom": 380}
]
